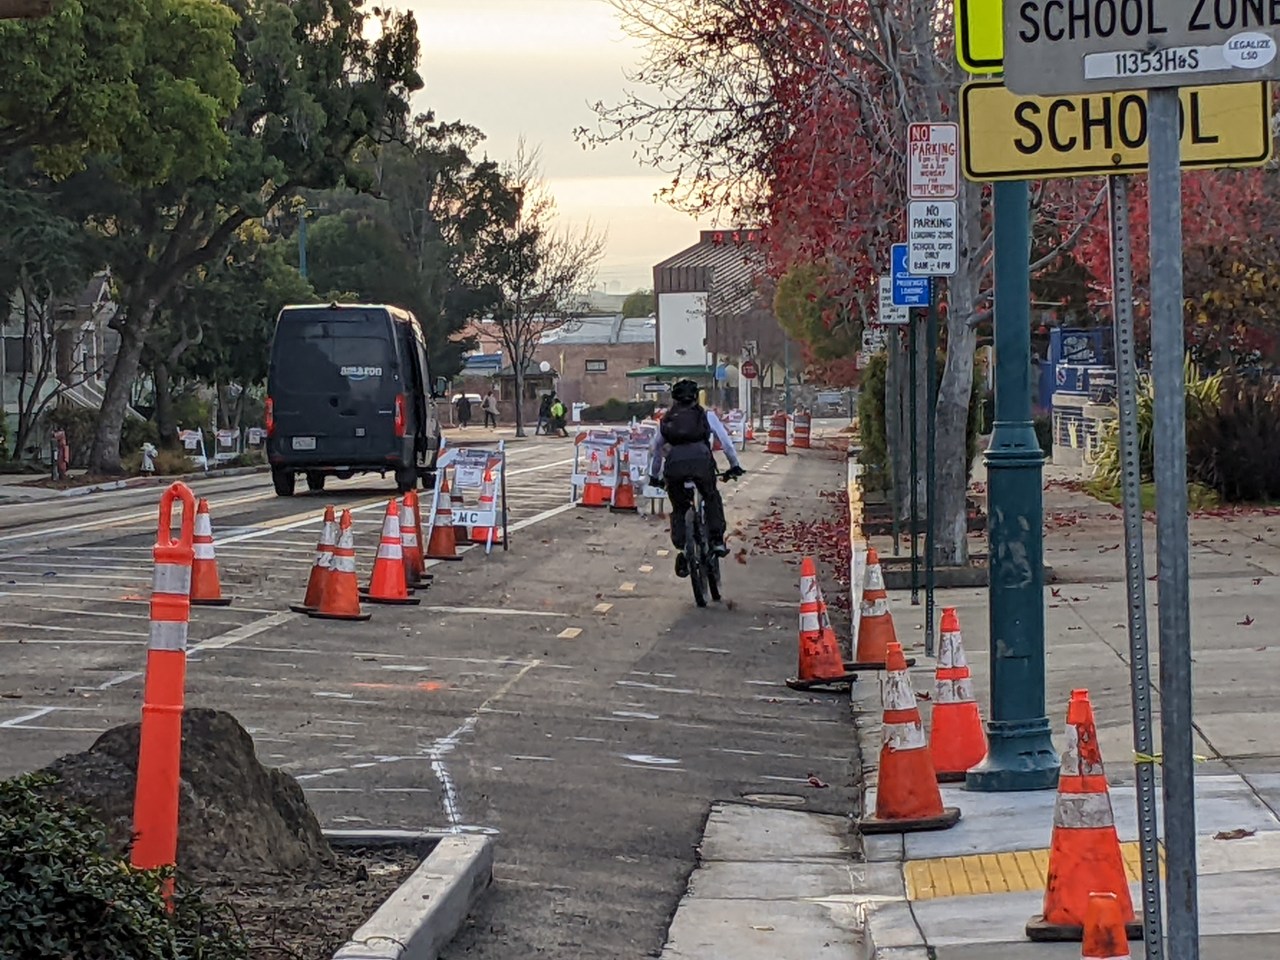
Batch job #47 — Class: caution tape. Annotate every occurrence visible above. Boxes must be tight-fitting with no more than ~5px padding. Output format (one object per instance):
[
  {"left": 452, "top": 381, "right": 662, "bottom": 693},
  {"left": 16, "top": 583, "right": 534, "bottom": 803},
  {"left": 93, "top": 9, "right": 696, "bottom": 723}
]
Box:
[{"left": 1134, "top": 752, "right": 1210, "bottom": 765}]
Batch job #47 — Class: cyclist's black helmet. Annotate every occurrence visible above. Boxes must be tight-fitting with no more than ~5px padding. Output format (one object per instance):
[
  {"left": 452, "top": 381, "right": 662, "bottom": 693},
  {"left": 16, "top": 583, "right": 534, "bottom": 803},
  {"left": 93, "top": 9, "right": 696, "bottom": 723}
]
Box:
[{"left": 671, "top": 379, "right": 699, "bottom": 404}]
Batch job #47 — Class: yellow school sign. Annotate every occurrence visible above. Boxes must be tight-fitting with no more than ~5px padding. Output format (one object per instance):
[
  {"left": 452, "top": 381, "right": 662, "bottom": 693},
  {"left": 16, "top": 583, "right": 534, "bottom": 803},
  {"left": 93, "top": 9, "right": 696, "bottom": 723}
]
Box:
[
  {"left": 960, "top": 81, "right": 1272, "bottom": 181},
  {"left": 955, "top": 0, "right": 1002, "bottom": 74}
]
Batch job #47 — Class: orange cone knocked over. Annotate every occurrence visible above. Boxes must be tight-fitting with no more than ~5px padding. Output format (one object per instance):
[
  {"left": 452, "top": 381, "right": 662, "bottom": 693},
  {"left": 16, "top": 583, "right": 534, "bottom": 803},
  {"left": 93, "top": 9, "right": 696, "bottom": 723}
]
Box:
[
  {"left": 362, "top": 499, "right": 421, "bottom": 605},
  {"left": 786, "top": 557, "right": 857, "bottom": 690},
  {"left": 308, "top": 510, "right": 371, "bottom": 621},
  {"left": 857, "top": 642, "right": 961, "bottom": 834},
  {"left": 290, "top": 506, "right": 337, "bottom": 613},
  {"left": 189, "top": 499, "right": 232, "bottom": 606},
  {"left": 929, "top": 607, "right": 988, "bottom": 781},
  {"left": 1027, "top": 689, "right": 1141, "bottom": 942},
  {"left": 850, "top": 547, "right": 912, "bottom": 670}
]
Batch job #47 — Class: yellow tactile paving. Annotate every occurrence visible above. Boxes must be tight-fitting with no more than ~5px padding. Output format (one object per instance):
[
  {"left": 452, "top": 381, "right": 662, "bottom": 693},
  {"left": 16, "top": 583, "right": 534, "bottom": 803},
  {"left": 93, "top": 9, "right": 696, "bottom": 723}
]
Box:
[{"left": 905, "top": 842, "right": 1165, "bottom": 900}]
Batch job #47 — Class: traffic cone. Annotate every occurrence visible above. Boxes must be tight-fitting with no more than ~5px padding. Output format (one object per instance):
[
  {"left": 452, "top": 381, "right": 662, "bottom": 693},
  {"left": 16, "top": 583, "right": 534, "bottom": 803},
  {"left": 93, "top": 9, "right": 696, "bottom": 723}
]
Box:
[
  {"left": 929, "top": 607, "right": 988, "bottom": 782},
  {"left": 470, "top": 467, "right": 504, "bottom": 546},
  {"left": 857, "top": 642, "right": 961, "bottom": 834},
  {"left": 786, "top": 557, "right": 857, "bottom": 690},
  {"left": 308, "top": 510, "right": 371, "bottom": 622},
  {"left": 449, "top": 470, "right": 472, "bottom": 545},
  {"left": 425, "top": 485, "right": 463, "bottom": 561},
  {"left": 765, "top": 411, "right": 787, "bottom": 454},
  {"left": 1027, "top": 690, "right": 1141, "bottom": 942},
  {"left": 580, "top": 451, "right": 610, "bottom": 507},
  {"left": 189, "top": 499, "right": 232, "bottom": 606},
  {"left": 400, "top": 492, "right": 428, "bottom": 587},
  {"left": 850, "top": 547, "right": 912, "bottom": 670},
  {"left": 1082, "top": 893, "right": 1133, "bottom": 959},
  {"left": 290, "top": 506, "right": 336, "bottom": 614},
  {"left": 610, "top": 449, "right": 638, "bottom": 513},
  {"left": 361, "top": 500, "right": 421, "bottom": 605}
]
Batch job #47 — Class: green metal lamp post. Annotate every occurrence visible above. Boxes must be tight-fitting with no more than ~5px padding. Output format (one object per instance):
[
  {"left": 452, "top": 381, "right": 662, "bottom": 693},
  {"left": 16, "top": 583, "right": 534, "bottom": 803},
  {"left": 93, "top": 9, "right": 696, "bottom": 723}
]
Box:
[{"left": 965, "top": 179, "right": 1059, "bottom": 793}]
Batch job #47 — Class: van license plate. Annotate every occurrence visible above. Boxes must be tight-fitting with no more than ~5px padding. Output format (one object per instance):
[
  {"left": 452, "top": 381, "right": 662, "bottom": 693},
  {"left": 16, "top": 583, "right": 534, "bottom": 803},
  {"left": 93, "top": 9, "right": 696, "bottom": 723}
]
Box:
[{"left": 291, "top": 436, "right": 316, "bottom": 451}]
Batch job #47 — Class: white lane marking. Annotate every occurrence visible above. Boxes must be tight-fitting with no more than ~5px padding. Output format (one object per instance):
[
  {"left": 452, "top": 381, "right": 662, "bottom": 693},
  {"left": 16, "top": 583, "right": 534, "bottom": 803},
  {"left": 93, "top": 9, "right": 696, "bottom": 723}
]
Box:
[
  {"left": 0, "top": 620, "right": 143, "bottom": 638},
  {"left": 189, "top": 611, "right": 298, "bottom": 652},
  {"left": 0, "top": 706, "right": 57, "bottom": 727},
  {"left": 0, "top": 490, "right": 272, "bottom": 545},
  {"left": 419, "top": 605, "right": 566, "bottom": 618},
  {"left": 0, "top": 639, "right": 136, "bottom": 646}
]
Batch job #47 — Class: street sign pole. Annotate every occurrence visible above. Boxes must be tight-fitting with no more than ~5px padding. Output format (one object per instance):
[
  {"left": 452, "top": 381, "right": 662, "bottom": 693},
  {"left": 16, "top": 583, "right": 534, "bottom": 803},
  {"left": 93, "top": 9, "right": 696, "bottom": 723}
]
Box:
[
  {"left": 925, "top": 280, "right": 938, "bottom": 656},
  {"left": 909, "top": 313, "right": 920, "bottom": 606},
  {"left": 1148, "top": 86, "right": 1199, "bottom": 960},
  {"left": 1108, "top": 173, "right": 1166, "bottom": 960},
  {"left": 966, "top": 179, "right": 1058, "bottom": 793},
  {"left": 890, "top": 337, "right": 902, "bottom": 557}
]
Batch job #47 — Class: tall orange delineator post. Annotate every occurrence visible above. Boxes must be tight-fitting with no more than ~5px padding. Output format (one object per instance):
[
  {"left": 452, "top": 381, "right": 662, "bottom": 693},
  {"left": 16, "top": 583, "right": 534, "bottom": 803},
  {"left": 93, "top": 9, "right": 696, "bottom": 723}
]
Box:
[{"left": 131, "top": 481, "right": 197, "bottom": 901}]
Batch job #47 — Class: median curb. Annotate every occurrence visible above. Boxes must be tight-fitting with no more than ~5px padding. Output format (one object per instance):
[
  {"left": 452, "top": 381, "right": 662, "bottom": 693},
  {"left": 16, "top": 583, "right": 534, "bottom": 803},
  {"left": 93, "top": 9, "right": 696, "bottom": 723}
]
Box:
[
  {"left": 326, "top": 830, "right": 494, "bottom": 960},
  {"left": 11, "top": 465, "right": 271, "bottom": 501}
]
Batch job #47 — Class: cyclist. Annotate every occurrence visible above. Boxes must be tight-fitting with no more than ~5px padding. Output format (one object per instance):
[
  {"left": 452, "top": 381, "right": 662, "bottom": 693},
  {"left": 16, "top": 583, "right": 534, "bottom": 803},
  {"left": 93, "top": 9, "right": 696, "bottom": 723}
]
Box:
[{"left": 647, "top": 379, "right": 745, "bottom": 578}]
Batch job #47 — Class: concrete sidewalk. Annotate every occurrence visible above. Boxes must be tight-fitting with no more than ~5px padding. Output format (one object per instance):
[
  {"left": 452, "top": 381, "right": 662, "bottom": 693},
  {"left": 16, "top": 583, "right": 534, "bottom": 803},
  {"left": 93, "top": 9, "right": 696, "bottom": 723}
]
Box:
[{"left": 851, "top": 479, "right": 1280, "bottom": 958}]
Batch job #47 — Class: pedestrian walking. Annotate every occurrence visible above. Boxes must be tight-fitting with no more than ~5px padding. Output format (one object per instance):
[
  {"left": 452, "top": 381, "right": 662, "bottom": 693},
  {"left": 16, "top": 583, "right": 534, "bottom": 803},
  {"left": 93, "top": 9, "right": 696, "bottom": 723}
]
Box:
[
  {"left": 549, "top": 395, "right": 569, "bottom": 437},
  {"left": 455, "top": 393, "right": 472, "bottom": 429},
  {"left": 482, "top": 390, "right": 499, "bottom": 429},
  {"left": 536, "top": 393, "right": 553, "bottom": 436}
]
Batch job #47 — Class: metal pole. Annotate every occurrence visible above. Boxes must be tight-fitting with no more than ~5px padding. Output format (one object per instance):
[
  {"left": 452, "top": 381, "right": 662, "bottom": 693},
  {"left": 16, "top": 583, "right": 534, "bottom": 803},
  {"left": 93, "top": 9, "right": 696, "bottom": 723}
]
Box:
[
  {"left": 1147, "top": 86, "right": 1199, "bottom": 959},
  {"left": 966, "top": 179, "right": 1058, "bottom": 792},
  {"left": 925, "top": 282, "right": 938, "bottom": 657},
  {"left": 783, "top": 339, "right": 792, "bottom": 414},
  {"left": 298, "top": 206, "right": 309, "bottom": 280},
  {"left": 1108, "top": 174, "right": 1165, "bottom": 960},
  {"left": 890, "top": 333, "right": 901, "bottom": 557},
  {"left": 909, "top": 313, "right": 920, "bottom": 605}
]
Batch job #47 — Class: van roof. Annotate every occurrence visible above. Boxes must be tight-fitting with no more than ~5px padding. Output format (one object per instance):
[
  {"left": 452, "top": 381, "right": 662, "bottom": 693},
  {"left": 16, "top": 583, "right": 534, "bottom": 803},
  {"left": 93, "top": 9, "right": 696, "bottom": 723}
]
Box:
[{"left": 280, "top": 303, "right": 403, "bottom": 313}]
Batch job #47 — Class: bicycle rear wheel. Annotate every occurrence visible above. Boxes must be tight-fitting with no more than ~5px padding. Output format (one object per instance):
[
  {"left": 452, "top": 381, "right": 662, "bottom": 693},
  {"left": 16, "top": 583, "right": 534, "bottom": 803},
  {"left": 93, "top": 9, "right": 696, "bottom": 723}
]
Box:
[{"left": 687, "top": 507, "right": 708, "bottom": 608}]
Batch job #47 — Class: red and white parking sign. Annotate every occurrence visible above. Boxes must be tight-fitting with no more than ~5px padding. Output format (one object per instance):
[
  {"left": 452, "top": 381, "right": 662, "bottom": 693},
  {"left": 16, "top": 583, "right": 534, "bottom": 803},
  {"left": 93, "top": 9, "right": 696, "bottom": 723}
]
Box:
[{"left": 907, "top": 123, "right": 960, "bottom": 201}]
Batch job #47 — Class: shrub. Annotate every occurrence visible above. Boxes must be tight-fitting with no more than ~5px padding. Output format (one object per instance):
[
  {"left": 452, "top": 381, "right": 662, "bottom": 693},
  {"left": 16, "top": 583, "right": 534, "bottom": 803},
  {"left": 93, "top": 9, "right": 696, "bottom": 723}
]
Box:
[
  {"left": 856, "top": 352, "right": 889, "bottom": 491},
  {"left": 45, "top": 407, "right": 99, "bottom": 467},
  {"left": 1187, "top": 376, "right": 1280, "bottom": 502},
  {"left": 582, "top": 398, "right": 656, "bottom": 423},
  {"left": 122, "top": 449, "right": 196, "bottom": 476},
  {"left": 0, "top": 773, "right": 247, "bottom": 960},
  {"left": 121, "top": 417, "right": 161, "bottom": 456}
]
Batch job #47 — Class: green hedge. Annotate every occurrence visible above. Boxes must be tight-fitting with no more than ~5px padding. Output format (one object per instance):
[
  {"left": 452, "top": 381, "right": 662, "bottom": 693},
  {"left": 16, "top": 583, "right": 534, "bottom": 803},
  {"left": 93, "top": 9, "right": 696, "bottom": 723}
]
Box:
[{"left": 582, "top": 399, "right": 656, "bottom": 423}]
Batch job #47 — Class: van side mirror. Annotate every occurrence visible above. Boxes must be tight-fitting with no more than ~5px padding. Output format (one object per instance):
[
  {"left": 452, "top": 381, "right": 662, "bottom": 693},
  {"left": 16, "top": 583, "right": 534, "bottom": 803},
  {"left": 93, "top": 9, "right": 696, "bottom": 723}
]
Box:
[{"left": 434, "top": 377, "right": 449, "bottom": 399}]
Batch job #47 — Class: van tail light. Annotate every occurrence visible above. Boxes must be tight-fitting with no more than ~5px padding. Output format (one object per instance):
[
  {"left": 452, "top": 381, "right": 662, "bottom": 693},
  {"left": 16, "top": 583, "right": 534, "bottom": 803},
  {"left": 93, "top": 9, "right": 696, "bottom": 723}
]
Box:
[
  {"left": 394, "top": 393, "right": 407, "bottom": 437},
  {"left": 265, "top": 397, "right": 275, "bottom": 437}
]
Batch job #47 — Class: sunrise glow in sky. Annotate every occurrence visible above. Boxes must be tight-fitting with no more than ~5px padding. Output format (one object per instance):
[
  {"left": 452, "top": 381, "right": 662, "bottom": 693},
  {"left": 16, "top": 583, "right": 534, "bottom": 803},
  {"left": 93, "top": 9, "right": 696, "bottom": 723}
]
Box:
[{"left": 409, "top": 0, "right": 715, "bottom": 293}]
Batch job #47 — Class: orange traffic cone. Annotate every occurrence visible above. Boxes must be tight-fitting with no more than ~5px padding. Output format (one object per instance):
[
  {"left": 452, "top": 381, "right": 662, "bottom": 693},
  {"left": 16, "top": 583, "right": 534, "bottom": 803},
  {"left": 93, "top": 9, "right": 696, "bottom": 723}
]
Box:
[
  {"left": 400, "top": 492, "right": 428, "bottom": 587},
  {"left": 425, "top": 485, "right": 463, "bottom": 561},
  {"left": 470, "top": 467, "right": 504, "bottom": 547},
  {"left": 610, "top": 449, "right": 638, "bottom": 513},
  {"left": 1027, "top": 690, "right": 1140, "bottom": 942},
  {"left": 448, "top": 470, "right": 472, "bottom": 545},
  {"left": 786, "top": 557, "right": 857, "bottom": 690},
  {"left": 291, "top": 506, "right": 337, "bottom": 614},
  {"left": 308, "top": 510, "right": 371, "bottom": 621},
  {"left": 765, "top": 411, "right": 787, "bottom": 454},
  {"left": 857, "top": 642, "right": 961, "bottom": 834},
  {"left": 190, "top": 498, "right": 232, "bottom": 606},
  {"left": 1082, "top": 893, "right": 1133, "bottom": 959},
  {"left": 362, "top": 500, "right": 421, "bottom": 605},
  {"left": 850, "top": 547, "right": 912, "bottom": 669},
  {"left": 930, "top": 607, "right": 988, "bottom": 782},
  {"left": 580, "top": 451, "right": 610, "bottom": 507}
]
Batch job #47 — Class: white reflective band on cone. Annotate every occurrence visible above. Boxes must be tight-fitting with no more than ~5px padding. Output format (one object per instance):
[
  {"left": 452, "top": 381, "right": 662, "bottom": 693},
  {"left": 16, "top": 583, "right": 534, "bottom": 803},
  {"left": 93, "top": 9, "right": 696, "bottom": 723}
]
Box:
[
  {"left": 800, "top": 610, "right": 820, "bottom": 632},
  {"left": 1053, "top": 791, "right": 1116, "bottom": 829},
  {"left": 883, "top": 671, "right": 917, "bottom": 712},
  {"left": 194, "top": 514, "right": 212, "bottom": 537},
  {"left": 193, "top": 543, "right": 216, "bottom": 561},
  {"left": 800, "top": 576, "right": 817, "bottom": 602},
  {"left": 954, "top": 677, "right": 975, "bottom": 702},
  {"left": 315, "top": 550, "right": 332, "bottom": 569},
  {"left": 403, "top": 531, "right": 419, "bottom": 547},
  {"left": 883, "top": 720, "right": 927, "bottom": 751},
  {"left": 862, "top": 596, "right": 889, "bottom": 617},
  {"left": 865, "top": 565, "right": 885, "bottom": 591},
  {"left": 333, "top": 552, "right": 356, "bottom": 574},
  {"left": 153, "top": 563, "right": 192, "bottom": 595},
  {"left": 1059, "top": 723, "right": 1105, "bottom": 778},
  {"left": 385, "top": 515, "right": 402, "bottom": 538},
  {"left": 938, "top": 630, "right": 966, "bottom": 669},
  {"left": 148, "top": 620, "right": 189, "bottom": 652},
  {"left": 935, "top": 679, "right": 958, "bottom": 704},
  {"left": 377, "top": 542, "right": 403, "bottom": 560}
]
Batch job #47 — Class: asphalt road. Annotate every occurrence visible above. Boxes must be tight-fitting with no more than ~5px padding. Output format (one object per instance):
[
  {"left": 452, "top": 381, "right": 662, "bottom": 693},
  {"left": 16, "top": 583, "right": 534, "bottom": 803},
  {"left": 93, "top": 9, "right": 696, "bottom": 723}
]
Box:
[{"left": 0, "top": 431, "right": 858, "bottom": 959}]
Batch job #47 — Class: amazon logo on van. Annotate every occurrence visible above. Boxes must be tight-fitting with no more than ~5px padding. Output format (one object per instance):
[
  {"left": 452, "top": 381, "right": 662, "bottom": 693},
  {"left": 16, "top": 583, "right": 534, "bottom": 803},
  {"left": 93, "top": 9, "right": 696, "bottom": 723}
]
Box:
[{"left": 340, "top": 366, "right": 384, "bottom": 380}]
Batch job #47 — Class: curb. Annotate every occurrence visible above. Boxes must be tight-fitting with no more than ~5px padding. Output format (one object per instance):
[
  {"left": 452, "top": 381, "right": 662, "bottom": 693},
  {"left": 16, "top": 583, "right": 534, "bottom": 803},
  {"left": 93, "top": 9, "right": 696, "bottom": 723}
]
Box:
[
  {"left": 14, "top": 465, "right": 271, "bottom": 501},
  {"left": 328, "top": 831, "right": 494, "bottom": 960}
]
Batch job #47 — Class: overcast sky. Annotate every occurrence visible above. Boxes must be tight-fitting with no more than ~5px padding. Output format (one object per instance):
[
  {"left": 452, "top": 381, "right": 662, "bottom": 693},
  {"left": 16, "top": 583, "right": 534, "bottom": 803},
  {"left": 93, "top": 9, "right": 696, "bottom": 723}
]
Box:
[{"left": 408, "top": 0, "right": 714, "bottom": 294}]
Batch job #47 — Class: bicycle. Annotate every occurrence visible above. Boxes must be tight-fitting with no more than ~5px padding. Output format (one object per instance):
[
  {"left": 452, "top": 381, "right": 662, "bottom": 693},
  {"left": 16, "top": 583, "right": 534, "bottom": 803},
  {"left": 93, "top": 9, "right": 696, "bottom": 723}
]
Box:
[{"left": 656, "top": 469, "right": 741, "bottom": 608}]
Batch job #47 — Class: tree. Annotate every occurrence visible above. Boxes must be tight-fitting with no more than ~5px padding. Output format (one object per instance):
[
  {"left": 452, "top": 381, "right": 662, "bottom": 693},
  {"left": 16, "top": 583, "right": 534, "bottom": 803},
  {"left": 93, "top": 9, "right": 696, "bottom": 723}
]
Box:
[
  {"left": 20, "top": 0, "right": 422, "bottom": 472},
  {"left": 622, "top": 288, "right": 655, "bottom": 317},
  {"left": 472, "top": 143, "right": 605, "bottom": 436},
  {"left": 773, "top": 260, "right": 859, "bottom": 360}
]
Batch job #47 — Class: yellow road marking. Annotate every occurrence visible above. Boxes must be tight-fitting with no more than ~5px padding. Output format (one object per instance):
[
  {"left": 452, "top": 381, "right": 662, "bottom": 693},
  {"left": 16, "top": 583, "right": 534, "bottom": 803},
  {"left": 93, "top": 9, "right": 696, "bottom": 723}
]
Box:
[{"left": 904, "top": 841, "right": 1165, "bottom": 900}]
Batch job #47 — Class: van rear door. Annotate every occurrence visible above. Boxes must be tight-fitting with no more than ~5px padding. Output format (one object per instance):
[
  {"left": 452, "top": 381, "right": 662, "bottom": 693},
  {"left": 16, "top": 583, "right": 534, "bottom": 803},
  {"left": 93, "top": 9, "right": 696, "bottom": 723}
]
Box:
[{"left": 269, "top": 308, "right": 401, "bottom": 462}]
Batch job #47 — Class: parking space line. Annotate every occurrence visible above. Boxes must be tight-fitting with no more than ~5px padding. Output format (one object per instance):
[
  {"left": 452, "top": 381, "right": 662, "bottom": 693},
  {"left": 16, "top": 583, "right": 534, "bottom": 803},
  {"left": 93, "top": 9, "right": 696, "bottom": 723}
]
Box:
[{"left": 0, "top": 620, "right": 144, "bottom": 638}]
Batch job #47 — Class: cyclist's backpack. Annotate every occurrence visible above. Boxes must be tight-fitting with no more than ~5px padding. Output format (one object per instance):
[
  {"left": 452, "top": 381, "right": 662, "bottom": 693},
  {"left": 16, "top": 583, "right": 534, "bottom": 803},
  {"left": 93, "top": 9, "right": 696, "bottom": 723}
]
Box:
[{"left": 661, "top": 404, "right": 711, "bottom": 445}]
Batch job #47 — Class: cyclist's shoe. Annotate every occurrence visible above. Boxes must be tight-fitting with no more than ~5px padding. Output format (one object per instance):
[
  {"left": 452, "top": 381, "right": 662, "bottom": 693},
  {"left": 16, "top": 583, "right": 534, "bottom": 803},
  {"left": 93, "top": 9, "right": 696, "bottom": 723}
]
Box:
[
  {"left": 674, "top": 551, "right": 690, "bottom": 578},
  {"left": 711, "top": 540, "right": 730, "bottom": 557}
]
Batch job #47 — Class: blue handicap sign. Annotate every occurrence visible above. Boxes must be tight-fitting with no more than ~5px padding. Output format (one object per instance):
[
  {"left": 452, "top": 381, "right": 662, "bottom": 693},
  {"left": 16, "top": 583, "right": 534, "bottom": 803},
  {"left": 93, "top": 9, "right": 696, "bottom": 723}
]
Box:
[{"left": 891, "top": 243, "right": 930, "bottom": 309}]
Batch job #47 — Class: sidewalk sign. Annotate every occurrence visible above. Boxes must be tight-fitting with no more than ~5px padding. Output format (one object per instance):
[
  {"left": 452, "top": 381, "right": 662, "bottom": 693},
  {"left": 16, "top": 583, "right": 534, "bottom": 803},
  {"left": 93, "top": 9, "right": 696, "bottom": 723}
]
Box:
[{"left": 428, "top": 438, "right": 508, "bottom": 554}]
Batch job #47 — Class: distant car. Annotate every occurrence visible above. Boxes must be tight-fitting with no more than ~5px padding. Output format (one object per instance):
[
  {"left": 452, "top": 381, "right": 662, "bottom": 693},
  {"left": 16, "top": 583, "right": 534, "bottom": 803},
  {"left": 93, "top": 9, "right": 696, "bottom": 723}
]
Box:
[{"left": 265, "top": 303, "right": 445, "bottom": 496}]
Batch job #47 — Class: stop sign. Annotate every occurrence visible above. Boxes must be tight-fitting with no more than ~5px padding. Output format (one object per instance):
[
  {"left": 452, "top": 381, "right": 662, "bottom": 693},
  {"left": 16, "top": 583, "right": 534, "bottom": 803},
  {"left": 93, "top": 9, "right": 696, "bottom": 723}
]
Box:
[{"left": 741, "top": 360, "right": 759, "bottom": 380}]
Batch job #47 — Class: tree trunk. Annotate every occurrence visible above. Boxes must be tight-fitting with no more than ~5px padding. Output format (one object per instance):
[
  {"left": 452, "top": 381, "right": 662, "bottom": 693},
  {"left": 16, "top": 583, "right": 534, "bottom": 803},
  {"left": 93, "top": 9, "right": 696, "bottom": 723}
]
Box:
[
  {"left": 154, "top": 361, "right": 177, "bottom": 447},
  {"left": 912, "top": 312, "right": 929, "bottom": 519},
  {"left": 932, "top": 182, "right": 983, "bottom": 566},
  {"left": 513, "top": 366, "right": 526, "bottom": 437},
  {"left": 90, "top": 297, "right": 156, "bottom": 473},
  {"left": 889, "top": 330, "right": 911, "bottom": 522}
]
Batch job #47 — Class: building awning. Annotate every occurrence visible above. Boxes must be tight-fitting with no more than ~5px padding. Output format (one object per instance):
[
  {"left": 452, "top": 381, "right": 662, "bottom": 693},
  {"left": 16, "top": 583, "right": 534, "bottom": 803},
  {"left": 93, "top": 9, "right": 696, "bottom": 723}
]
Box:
[{"left": 625, "top": 364, "right": 717, "bottom": 379}]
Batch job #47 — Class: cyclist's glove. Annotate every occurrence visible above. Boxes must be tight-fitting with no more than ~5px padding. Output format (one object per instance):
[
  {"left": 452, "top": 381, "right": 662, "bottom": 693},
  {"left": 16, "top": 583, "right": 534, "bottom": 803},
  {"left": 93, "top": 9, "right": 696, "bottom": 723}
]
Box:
[{"left": 726, "top": 465, "right": 746, "bottom": 480}]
